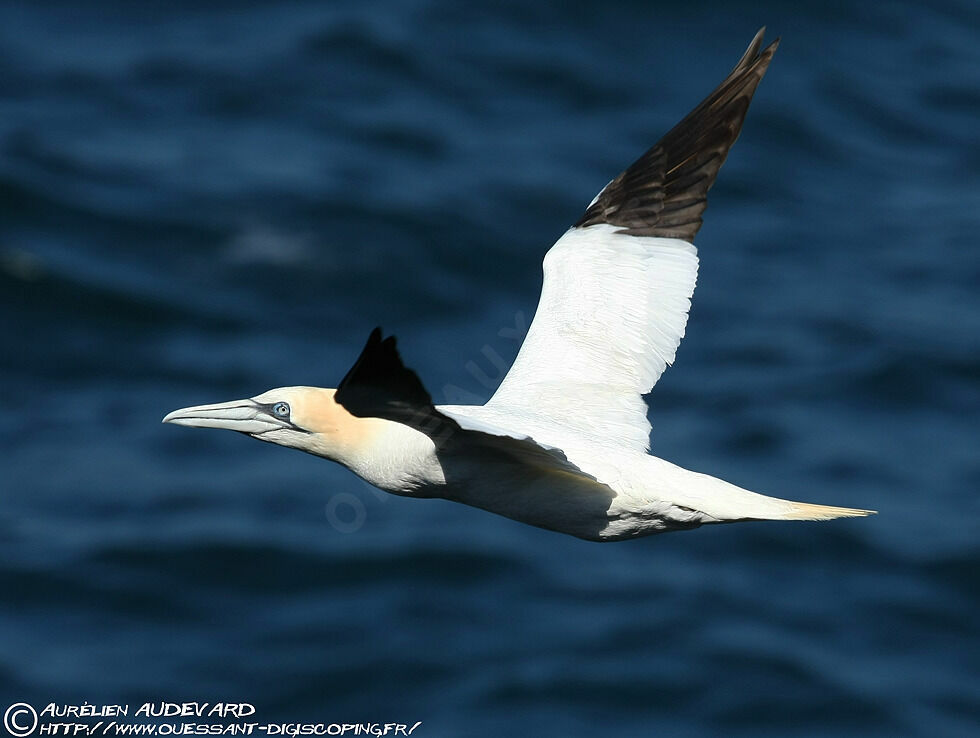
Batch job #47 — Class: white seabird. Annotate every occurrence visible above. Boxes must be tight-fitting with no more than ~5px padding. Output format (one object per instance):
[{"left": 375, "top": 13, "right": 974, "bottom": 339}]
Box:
[{"left": 164, "top": 29, "right": 875, "bottom": 541}]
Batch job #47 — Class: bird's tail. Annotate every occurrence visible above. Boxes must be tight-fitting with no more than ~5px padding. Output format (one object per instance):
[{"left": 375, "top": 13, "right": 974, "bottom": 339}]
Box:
[
  {"left": 647, "top": 456, "right": 876, "bottom": 523},
  {"left": 775, "top": 501, "right": 876, "bottom": 521}
]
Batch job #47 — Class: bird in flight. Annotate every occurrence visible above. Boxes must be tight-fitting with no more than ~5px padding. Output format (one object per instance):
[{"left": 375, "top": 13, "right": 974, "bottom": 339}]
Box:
[{"left": 164, "top": 29, "right": 874, "bottom": 541}]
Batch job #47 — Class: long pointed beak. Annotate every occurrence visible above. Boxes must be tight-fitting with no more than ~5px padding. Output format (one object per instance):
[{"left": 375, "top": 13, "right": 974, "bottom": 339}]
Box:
[{"left": 162, "top": 399, "right": 285, "bottom": 435}]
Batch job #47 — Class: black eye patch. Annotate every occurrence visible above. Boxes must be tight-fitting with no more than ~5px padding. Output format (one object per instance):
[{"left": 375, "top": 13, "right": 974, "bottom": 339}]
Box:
[{"left": 253, "top": 401, "right": 312, "bottom": 434}]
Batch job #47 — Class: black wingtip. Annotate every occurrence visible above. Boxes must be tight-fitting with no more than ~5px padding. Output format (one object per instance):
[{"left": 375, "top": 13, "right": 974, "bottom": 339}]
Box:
[
  {"left": 733, "top": 27, "right": 766, "bottom": 71},
  {"left": 336, "top": 327, "right": 435, "bottom": 418},
  {"left": 574, "top": 28, "right": 778, "bottom": 242}
]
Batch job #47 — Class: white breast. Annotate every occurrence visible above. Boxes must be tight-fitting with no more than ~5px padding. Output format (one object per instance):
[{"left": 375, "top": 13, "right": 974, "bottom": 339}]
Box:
[{"left": 346, "top": 420, "right": 446, "bottom": 497}]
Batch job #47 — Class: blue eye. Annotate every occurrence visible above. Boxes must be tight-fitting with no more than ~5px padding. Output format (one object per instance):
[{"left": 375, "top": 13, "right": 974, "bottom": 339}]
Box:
[{"left": 273, "top": 402, "right": 290, "bottom": 418}]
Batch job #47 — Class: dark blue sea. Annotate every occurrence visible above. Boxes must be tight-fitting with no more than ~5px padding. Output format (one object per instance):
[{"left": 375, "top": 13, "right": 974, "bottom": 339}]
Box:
[{"left": 2, "top": 1, "right": 978, "bottom": 736}]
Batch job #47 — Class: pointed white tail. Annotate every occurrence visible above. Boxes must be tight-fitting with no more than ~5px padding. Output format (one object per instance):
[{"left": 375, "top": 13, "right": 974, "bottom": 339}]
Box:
[
  {"left": 779, "top": 501, "right": 877, "bottom": 521},
  {"left": 643, "top": 456, "right": 877, "bottom": 523}
]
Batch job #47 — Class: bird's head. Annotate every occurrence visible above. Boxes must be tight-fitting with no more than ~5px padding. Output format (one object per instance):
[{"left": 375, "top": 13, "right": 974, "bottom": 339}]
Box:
[
  {"left": 164, "top": 329, "right": 432, "bottom": 475},
  {"left": 162, "top": 386, "right": 381, "bottom": 463}
]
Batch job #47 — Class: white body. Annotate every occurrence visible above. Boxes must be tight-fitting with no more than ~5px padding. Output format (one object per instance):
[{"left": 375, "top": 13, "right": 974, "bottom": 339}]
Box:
[
  {"left": 340, "top": 400, "right": 863, "bottom": 542},
  {"left": 321, "top": 227, "right": 870, "bottom": 541}
]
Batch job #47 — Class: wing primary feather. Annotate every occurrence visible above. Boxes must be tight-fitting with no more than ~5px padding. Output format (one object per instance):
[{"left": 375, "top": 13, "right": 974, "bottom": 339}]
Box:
[
  {"left": 335, "top": 327, "right": 453, "bottom": 440},
  {"left": 574, "top": 28, "right": 778, "bottom": 242},
  {"left": 337, "top": 327, "right": 434, "bottom": 410}
]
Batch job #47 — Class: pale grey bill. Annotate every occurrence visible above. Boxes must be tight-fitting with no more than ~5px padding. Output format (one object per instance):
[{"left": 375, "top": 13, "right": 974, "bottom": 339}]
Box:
[{"left": 162, "top": 399, "right": 285, "bottom": 434}]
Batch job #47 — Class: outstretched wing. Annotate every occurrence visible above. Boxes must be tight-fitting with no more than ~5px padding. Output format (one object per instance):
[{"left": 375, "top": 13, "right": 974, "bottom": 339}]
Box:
[{"left": 486, "top": 29, "right": 778, "bottom": 451}]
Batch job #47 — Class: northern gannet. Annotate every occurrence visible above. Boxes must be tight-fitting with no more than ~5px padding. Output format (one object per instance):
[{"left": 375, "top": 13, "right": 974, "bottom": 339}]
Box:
[{"left": 164, "top": 29, "right": 875, "bottom": 541}]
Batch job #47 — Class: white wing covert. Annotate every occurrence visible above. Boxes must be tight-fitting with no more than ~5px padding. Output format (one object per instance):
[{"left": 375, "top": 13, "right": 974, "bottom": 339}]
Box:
[{"left": 489, "top": 227, "right": 698, "bottom": 451}]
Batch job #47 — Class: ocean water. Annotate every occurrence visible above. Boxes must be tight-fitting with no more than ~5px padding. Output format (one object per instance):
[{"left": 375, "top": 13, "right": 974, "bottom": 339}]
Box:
[{"left": 2, "top": 1, "right": 978, "bottom": 736}]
